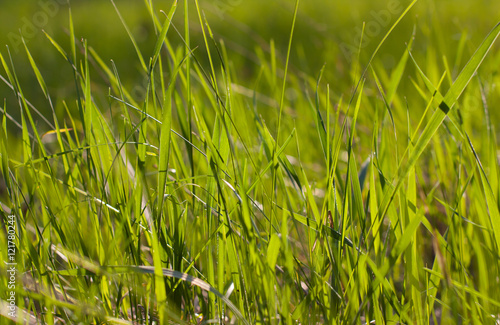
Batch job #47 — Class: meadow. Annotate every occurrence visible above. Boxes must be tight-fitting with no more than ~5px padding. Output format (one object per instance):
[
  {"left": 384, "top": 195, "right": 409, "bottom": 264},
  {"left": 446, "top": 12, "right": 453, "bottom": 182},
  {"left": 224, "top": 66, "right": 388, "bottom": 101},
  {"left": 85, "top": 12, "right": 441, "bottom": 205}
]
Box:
[{"left": 1, "top": 0, "right": 500, "bottom": 323}]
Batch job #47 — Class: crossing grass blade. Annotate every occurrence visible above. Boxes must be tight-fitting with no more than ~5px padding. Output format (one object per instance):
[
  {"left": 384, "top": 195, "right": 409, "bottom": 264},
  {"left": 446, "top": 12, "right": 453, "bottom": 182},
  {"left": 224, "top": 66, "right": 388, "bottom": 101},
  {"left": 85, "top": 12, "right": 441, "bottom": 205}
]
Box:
[
  {"left": 378, "top": 21, "right": 500, "bottom": 219},
  {"left": 2, "top": 1, "right": 500, "bottom": 324},
  {"left": 150, "top": 1, "right": 178, "bottom": 70}
]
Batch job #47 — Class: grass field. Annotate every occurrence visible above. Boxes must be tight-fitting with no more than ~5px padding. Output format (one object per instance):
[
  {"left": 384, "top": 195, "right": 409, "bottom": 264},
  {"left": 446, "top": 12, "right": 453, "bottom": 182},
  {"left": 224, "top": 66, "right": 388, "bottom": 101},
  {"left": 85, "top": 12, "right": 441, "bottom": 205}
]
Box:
[{"left": 1, "top": 0, "right": 500, "bottom": 324}]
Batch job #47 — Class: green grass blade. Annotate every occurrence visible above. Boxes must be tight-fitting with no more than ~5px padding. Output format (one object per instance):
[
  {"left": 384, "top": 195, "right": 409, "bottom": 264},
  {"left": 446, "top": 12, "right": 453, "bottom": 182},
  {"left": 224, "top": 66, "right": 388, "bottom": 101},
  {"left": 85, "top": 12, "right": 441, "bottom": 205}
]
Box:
[
  {"left": 466, "top": 134, "right": 500, "bottom": 252},
  {"left": 150, "top": 1, "right": 177, "bottom": 70},
  {"left": 378, "top": 22, "right": 500, "bottom": 219},
  {"left": 21, "top": 38, "right": 48, "bottom": 99}
]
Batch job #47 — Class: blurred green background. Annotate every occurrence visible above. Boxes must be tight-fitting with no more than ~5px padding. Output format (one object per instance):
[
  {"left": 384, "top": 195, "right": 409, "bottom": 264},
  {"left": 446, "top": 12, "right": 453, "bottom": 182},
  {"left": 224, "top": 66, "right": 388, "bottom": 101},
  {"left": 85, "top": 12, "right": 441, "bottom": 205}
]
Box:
[{"left": 1, "top": 0, "right": 499, "bottom": 134}]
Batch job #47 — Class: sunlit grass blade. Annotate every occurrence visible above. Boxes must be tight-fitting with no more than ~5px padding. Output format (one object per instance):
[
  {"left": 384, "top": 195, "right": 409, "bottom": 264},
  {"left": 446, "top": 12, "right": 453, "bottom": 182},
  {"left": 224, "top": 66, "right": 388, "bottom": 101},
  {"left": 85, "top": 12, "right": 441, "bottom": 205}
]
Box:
[
  {"left": 21, "top": 38, "right": 49, "bottom": 100},
  {"left": 150, "top": 1, "right": 177, "bottom": 70},
  {"left": 465, "top": 134, "right": 500, "bottom": 252},
  {"left": 378, "top": 21, "right": 500, "bottom": 219}
]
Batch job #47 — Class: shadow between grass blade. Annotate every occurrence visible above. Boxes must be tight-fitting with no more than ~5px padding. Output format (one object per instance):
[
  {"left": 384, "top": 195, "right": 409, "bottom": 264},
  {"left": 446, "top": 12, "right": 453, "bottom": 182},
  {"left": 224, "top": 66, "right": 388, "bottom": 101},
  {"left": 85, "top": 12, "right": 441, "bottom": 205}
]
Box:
[{"left": 109, "top": 266, "right": 250, "bottom": 325}]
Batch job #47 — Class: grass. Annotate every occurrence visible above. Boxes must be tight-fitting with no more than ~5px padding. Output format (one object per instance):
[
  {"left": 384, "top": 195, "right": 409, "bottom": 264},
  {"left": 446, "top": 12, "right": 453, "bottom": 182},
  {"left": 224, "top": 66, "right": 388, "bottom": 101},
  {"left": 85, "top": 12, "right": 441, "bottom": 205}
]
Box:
[{"left": 1, "top": 0, "right": 500, "bottom": 324}]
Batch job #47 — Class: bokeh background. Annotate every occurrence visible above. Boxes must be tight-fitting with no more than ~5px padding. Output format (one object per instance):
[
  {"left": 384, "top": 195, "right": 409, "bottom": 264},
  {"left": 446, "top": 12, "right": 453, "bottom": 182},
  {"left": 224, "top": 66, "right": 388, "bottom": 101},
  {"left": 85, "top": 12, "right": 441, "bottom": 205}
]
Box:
[{"left": 1, "top": 0, "right": 499, "bottom": 134}]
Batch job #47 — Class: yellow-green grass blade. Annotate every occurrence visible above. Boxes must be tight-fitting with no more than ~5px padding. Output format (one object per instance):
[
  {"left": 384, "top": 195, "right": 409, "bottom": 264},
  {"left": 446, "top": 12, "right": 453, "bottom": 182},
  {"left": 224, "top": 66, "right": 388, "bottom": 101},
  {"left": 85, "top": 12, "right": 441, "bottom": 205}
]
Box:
[
  {"left": 310, "top": 65, "right": 328, "bottom": 161},
  {"left": 386, "top": 26, "right": 415, "bottom": 105},
  {"left": 7, "top": 155, "right": 119, "bottom": 213},
  {"left": 285, "top": 208, "right": 355, "bottom": 249},
  {"left": 150, "top": 221, "right": 168, "bottom": 323},
  {"left": 358, "top": 206, "right": 425, "bottom": 319},
  {"left": 276, "top": 0, "right": 299, "bottom": 145},
  {"left": 405, "top": 113, "right": 424, "bottom": 324},
  {"left": 42, "top": 31, "right": 70, "bottom": 63},
  {"left": 83, "top": 40, "right": 92, "bottom": 147},
  {"left": 21, "top": 38, "right": 48, "bottom": 100},
  {"left": 378, "top": 22, "right": 500, "bottom": 220},
  {"left": 79, "top": 265, "right": 250, "bottom": 325},
  {"left": 0, "top": 100, "right": 11, "bottom": 199},
  {"left": 150, "top": 1, "right": 177, "bottom": 70},
  {"left": 3, "top": 50, "right": 50, "bottom": 165},
  {"left": 465, "top": 134, "right": 500, "bottom": 252},
  {"left": 341, "top": 80, "right": 364, "bottom": 248},
  {"left": 157, "top": 54, "right": 188, "bottom": 218},
  {"left": 351, "top": 0, "right": 417, "bottom": 103},
  {"left": 407, "top": 50, "right": 464, "bottom": 140},
  {"left": 424, "top": 267, "right": 500, "bottom": 309},
  {"left": 68, "top": 5, "right": 76, "bottom": 65}
]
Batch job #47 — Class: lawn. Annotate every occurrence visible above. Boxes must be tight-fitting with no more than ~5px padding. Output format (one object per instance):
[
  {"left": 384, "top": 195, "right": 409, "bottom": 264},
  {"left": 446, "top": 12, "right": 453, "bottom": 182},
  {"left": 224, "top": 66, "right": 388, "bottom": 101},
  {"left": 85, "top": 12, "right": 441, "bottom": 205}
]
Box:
[{"left": 1, "top": 0, "right": 500, "bottom": 324}]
